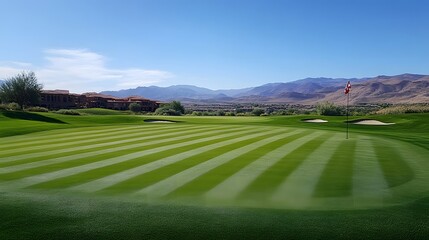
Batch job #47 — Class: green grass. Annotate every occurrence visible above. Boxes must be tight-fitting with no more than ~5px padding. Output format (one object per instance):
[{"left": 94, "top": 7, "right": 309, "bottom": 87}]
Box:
[
  {"left": 168, "top": 132, "right": 321, "bottom": 198},
  {"left": 0, "top": 110, "right": 428, "bottom": 239},
  {"left": 313, "top": 140, "right": 356, "bottom": 198},
  {"left": 75, "top": 108, "right": 130, "bottom": 115},
  {"left": 373, "top": 140, "right": 415, "bottom": 188},
  {"left": 238, "top": 131, "right": 324, "bottom": 200}
]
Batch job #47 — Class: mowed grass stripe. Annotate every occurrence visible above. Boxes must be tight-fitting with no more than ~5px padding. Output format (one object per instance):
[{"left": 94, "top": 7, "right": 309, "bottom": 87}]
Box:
[
  {"left": 0, "top": 127, "right": 249, "bottom": 181},
  {"left": 0, "top": 125, "right": 218, "bottom": 168},
  {"left": 0, "top": 124, "right": 203, "bottom": 161},
  {"left": 0, "top": 126, "right": 259, "bottom": 189},
  {"left": 352, "top": 136, "right": 389, "bottom": 207},
  {"left": 270, "top": 133, "right": 343, "bottom": 207},
  {"left": 68, "top": 127, "right": 281, "bottom": 193},
  {"left": 312, "top": 139, "right": 356, "bottom": 198},
  {"left": 384, "top": 139, "right": 429, "bottom": 204},
  {"left": 97, "top": 129, "right": 296, "bottom": 195},
  {"left": 0, "top": 125, "right": 126, "bottom": 146},
  {"left": 234, "top": 131, "right": 326, "bottom": 201},
  {"left": 0, "top": 125, "right": 212, "bottom": 169},
  {"left": 0, "top": 127, "right": 232, "bottom": 179},
  {"left": 0, "top": 125, "right": 223, "bottom": 164},
  {"left": 0, "top": 124, "right": 195, "bottom": 157},
  {"left": 134, "top": 130, "right": 311, "bottom": 198},
  {"left": 0, "top": 126, "right": 248, "bottom": 178},
  {"left": 0, "top": 125, "right": 191, "bottom": 157},
  {"left": 206, "top": 131, "right": 326, "bottom": 201},
  {"left": 0, "top": 125, "right": 151, "bottom": 149},
  {"left": 171, "top": 130, "right": 311, "bottom": 198},
  {"left": 373, "top": 140, "right": 414, "bottom": 188},
  {"left": 0, "top": 127, "right": 247, "bottom": 180},
  {"left": 32, "top": 128, "right": 268, "bottom": 190}
]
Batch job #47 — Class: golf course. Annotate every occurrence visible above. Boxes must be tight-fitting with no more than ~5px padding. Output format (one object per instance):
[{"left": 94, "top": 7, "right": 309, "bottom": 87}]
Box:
[{"left": 1, "top": 109, "right": 428, "bottom": 239}]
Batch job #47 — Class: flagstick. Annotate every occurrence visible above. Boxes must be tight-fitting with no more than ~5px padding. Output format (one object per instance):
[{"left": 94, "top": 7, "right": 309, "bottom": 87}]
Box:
[{"left": 346, "top": 91, "right": 349, "bottom": 139}]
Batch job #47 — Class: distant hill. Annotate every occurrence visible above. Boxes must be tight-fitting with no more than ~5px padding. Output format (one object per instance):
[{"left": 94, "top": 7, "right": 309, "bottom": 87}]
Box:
[
  {"left": 317, "top": 74, "right": 429, "bottom": 104},
  {"left": 234, "top": 77, "right": 370, "bottom": 97},
  {"left": 101, "top": 85, "right": 252, "bottom": 101},
  {"left": 100, "top": 74, "right": 429, "bottom": 104}
]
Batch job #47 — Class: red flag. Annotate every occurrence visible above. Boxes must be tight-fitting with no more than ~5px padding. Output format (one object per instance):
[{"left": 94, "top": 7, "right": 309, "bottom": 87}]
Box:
[{"left": 344, "top": 81, "right": 351, "bottom": 94}]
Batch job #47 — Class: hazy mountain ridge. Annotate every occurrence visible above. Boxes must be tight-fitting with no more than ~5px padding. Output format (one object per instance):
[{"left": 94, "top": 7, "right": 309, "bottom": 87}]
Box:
[
  {"left": 101, "top": 85, "right": 251, "bottom": 100},
  {"left": 100, "top": 74, "right": 429, "bottom": 104},
  {"left": 317, "top": 74, "right": 429, "bottom": 104}
]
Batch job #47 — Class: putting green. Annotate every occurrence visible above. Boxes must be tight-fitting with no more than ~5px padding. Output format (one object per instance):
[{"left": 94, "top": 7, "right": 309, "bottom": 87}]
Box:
[{"left": 0, "top": 123, "right": 428, "bottom": 210}]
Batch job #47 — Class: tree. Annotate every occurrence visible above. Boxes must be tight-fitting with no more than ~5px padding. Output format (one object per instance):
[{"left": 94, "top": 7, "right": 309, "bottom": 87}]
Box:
[
  {"left": 129, "top": 102, "right": 141, "bottom": 113},
  {"left": 155, "top": 107, "right": 180, "bottom": 116},
  {"left": 155, "top": 101, "right": 185, "bottom": 116},
  {"left": 252, "top": 107, "right": 265, "bottom": 116},
  {"left": 168, "top": 101, "right": 185, "bottom": 114},
  {"left": 0, "top": 71, "right": 42, "bottom": 109},
  {"left": 316, "top": 102, "right": 344, "bottom": 116}
]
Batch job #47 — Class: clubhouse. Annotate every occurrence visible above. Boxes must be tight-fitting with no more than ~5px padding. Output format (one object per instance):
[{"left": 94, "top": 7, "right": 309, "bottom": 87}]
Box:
[{"left": 40, "top": 90, "right": 160, "bottom": 111}]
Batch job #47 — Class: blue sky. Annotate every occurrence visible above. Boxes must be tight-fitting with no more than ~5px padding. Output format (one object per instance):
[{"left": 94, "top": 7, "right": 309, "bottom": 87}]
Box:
[{"left": 0, "top": 0, "right": 428, "bottom": 93}]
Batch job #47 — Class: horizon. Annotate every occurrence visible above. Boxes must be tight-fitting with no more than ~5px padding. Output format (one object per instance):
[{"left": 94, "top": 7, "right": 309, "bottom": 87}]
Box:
[
  {"left": 1, "top": 0, "right": 429, "bottom": 93},
  {"left": 101, "top": 72, "right": 426, "bottom": 93},
  {"left": 2, "top": 72, "right": 425, "bottom": 93}
]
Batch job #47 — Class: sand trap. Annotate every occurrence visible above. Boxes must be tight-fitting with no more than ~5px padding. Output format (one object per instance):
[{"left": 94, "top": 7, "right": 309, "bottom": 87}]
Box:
[
  {"left": 144, "top": 119, "right": 176, "bottom": 123},
  {"left": 302, "top": 119, "right": 328, "bottom": 123},
  {"left": 353, "top": 120, "right": 395, "bottom": 126}
]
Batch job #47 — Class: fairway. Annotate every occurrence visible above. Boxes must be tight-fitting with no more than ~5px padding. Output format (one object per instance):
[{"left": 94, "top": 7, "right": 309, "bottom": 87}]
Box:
[{"left": 1, "top": 119, "right": 428, "bottom": 211}]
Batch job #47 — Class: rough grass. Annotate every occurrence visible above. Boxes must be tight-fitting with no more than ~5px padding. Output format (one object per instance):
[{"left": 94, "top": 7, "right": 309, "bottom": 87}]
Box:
[{"left": 376, "top": 104, "right": 429, "bottom": 115}]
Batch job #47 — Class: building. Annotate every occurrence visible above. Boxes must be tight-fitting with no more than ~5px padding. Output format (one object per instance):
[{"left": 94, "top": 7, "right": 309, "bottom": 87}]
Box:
[
  {"left": 40, "top": 90, "right": 86, "bottom": 109},
  {"left": 40, "top": 90, "right": 159, "bottom": 112}
]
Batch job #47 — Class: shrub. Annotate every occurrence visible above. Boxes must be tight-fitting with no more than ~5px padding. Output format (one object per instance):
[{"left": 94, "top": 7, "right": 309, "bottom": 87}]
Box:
[
  {"left": 55, "top": 109, "right": 81, "bottom": 115},
  {"left": 375, "top": 104, "right": 429, "bottom": 115},
  {"left": 26, "top": 106, "right": 49, "bottom": 112},
  {"left": 129, "top": 102, "right": 142, "bottom": 113},
  {"left": 7, "top": 102, "right": 21, "bottom": 111},
  {"left": 215, "top": 110, "right": 225, "bottom": 116},
  {"left": 155, "top": 101, "right": 186, "bottom": 116},
  {"left": 155, "top": 108, "right": 180, "bottom": 116},
  {"left": 0, "top": 103, "right": 20, "bottom": 111}
]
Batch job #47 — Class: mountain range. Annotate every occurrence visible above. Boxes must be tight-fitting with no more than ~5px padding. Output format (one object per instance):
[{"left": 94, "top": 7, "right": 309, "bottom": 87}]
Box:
[
  {"left": 101, "top": 74, "right": 429, "bottom": 104},
  {"left": 2, "top": 75, "right": 428, "bottom": 104},
  {"left": 2, "top": 74, "right": 428, "bottom": 104}
]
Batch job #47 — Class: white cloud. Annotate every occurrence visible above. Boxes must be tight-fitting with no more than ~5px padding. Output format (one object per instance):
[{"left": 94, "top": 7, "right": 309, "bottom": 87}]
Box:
[
  {"left": 0, "top": 62, "right": 33, "bottom": 77},
  {"left": 0, "top": 49, "right": 172, "bottom": 93}
]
